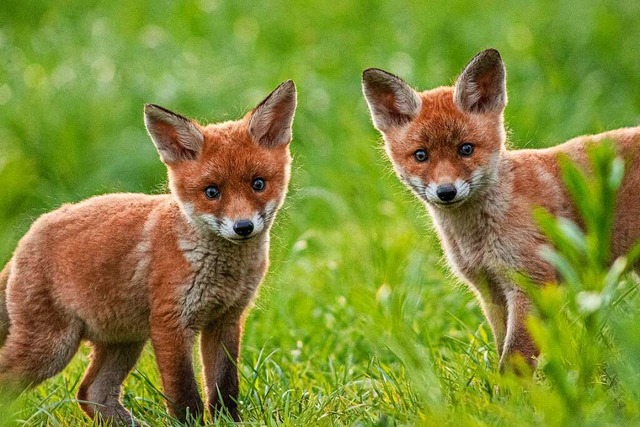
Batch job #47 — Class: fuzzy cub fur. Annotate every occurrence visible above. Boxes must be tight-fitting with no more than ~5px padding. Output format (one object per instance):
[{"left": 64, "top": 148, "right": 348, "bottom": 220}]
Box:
[
  {"left": 363, "top": 49, "right": 640, "bottom": 370},
  {"left": 0, "top": 80, "right": 297, "bottom": 424}
]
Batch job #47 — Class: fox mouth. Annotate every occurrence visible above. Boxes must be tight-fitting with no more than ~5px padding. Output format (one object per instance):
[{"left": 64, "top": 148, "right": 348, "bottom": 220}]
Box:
[
  {"left": 226, "top": 234, "right": 259, "bottom": 243},
  {"left": 431, "top": 198, "right": 465, "bottom": 208}
]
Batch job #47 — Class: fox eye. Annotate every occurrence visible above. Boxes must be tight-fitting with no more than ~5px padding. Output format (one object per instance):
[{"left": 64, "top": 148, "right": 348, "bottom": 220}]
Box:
[
  {"left": 252, "top": 178, "right": 266, "bottom": 192},
  {"left": 204, "top": 185, "right": 220, "bottom": 200},
  {"left": 459, "top": 143, "right": 474, "bottom": 157},
  {"left": 414, "top": 149, "right": 428, "bottom": 162}
]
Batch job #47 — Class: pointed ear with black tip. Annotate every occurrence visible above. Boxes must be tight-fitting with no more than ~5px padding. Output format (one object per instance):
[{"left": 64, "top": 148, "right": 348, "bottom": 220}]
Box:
[
  {"left": 362, "top": 68, "right": 422, "bottom": 132},
  {"left": 454, "top": 49, "right": 507, "bottom": 114},
  {"left": 249, "top": 80, "right": 297, "bottom": 148},
  {"left": 144, "top": 104, "right": 204, "bottom": 164}
]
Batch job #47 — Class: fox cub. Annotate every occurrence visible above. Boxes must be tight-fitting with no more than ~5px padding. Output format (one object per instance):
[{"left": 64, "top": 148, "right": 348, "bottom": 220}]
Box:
[
  {"left": 0, "top": 80, "right": 296, "bottom": 424},
  {"left": 363, "top": 49, "right": 640, "bottom": 370}
]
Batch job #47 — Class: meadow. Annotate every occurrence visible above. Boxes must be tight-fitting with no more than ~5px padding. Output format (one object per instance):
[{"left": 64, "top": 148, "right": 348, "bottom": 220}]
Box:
[{"left": 1, "top": 0, "right": 640, "bottom": 425}]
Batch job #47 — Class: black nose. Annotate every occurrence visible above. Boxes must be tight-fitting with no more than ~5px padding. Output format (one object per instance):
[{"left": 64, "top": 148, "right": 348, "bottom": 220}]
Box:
[
  {"left": 233, "top": 220, "right": 254, "bottom": 237},
  {"left": 436, "top": 184, "right": 457, "bottom": 202}
]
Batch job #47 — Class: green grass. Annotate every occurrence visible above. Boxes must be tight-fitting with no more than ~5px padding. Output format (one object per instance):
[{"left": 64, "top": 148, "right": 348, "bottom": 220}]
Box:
[{"left": 1, "top": 0, "right": 640, "bottom": 425}]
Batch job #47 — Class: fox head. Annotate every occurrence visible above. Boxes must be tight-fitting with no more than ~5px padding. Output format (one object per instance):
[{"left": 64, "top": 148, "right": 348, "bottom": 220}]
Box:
[
  {"left": 363, "top": 49, "right": 507, "bottom": 209},
  {"left": 144, "top": 81, "right": 296, "bottom": 242}
]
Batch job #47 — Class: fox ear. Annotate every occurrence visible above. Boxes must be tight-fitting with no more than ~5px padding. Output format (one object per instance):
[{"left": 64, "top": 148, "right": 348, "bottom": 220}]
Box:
[
  {"left": 144, "top": 104, "right": 204, "bottom": 164},
  {"left": 362, "top": 68, "right": 422, "bottom": 132},
  {"left": 249, "top": 80, "right": 297, "bottom": 148},
  {"left": 454, "top": 49, "right": 507, "bottom": 114}
]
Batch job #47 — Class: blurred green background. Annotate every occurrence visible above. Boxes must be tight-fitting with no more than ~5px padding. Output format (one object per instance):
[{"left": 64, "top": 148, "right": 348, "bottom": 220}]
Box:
[{"left": 1, "top": 0, "right": 639, "bottom": 425}]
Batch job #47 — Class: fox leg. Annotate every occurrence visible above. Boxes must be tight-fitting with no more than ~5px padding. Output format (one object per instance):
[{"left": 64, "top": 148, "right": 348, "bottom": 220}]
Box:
[
  {"left": 500, "top": 288, "right": 539, "bottom": 372},
  {"left": 77, "top": 341, "right": 145, "bottom": 425},
  {"left": 472, "top": 273, "right": 508, "bottom": 359},
  {"left": 150, "top": 323, "right": 203, "bottom": 423},
  {"left": 0, "top": 311, "right": 83, "bottom": 393},
  {"left": 480, "top": 298, "right": 508, "bottom": 359},
  {"left": 200, "top": 318, "right": 243, "bottom": 422}
]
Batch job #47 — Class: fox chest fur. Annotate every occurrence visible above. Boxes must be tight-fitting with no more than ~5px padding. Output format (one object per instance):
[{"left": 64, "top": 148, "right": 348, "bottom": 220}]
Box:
[
  {"left": 134, "top": 201, "right": 269, "bottom": 334},
  {"left": 428, "top": 160, "right": 562, "bottom": 295},
  {"left": 173, "top": 227, "right": 268, "bottom": 330},
  {"left": 433, "top": 204, "right": 545, "bottom": 290}
]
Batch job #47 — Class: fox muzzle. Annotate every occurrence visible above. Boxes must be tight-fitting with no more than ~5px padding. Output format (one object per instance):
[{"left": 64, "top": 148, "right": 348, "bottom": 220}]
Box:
[
  {"left": 436, "top": 184, "right": 457, "bottom": 202},
  {"left": 233, "top": 220, "right": 254, "bottom": 237}
]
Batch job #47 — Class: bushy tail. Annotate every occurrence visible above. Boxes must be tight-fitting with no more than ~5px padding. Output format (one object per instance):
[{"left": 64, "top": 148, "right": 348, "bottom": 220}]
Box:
[{"left": 0, "top": 262, "right": 9, "bottom": 347}]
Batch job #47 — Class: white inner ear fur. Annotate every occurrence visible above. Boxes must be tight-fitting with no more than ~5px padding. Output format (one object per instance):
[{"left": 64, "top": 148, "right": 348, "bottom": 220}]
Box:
[
  {"left": 453, "top": 75, "right": 507, "bottom": 114},
  {"left": 362, "top": 69, "right": 422, "bottom": 132},
  {"left": 453, "top": 50, "right": 507, "bottom": 114},
  {"left": 249, "top": 81, "right": 297, "bottom": 148},
  {"left": 144, "top": 105, "right": 204, "bottom": 163}
]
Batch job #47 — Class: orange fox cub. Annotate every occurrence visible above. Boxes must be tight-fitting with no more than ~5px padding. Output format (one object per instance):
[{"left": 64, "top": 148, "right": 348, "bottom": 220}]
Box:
[
  {"left": 0, "top": 81, "right": 296, "bottom": 424},
  {"left": 363, "top": 49, "right": 640, "bottom": 370}
]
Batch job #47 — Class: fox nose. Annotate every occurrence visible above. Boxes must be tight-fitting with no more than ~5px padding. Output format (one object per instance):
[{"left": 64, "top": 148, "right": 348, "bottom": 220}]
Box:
[
  {"left": 233, "top": 220, "right": 254, "bottom": 237},
  {"left": 436, "top": 184, "right": 457, "bottom": 202}
]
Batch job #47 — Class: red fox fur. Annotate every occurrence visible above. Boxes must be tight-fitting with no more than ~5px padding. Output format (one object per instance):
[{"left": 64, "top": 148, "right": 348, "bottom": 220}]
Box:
[
  {"left": 0, "top": 80, "right": 297, "bottom": 424},
  {"left": 363, "top": 49, "right": 640, "bottom": 370}
]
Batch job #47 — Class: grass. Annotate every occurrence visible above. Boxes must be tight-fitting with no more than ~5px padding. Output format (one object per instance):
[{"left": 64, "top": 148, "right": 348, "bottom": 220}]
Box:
[{"left": 1, "top": 0, "right": 640, "bottom": 425}]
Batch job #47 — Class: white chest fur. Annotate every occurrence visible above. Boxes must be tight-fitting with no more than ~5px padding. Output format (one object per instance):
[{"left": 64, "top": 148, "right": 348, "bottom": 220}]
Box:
[
  {"left": 177, "top": 234, "right": 268, "bottom": 329},
  {"left": 430, "top": 188, "right": 527, "bottom": 276}
]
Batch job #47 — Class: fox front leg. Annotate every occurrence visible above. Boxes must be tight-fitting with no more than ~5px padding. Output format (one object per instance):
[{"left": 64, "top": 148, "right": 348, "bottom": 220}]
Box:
[
  {"left": 500, "top": 287, "right": 539, "bottom": 373},
  {"left": 150, "top": 321, "right": 204, "bottom": 423},
  {"left": 200, "top": 319, "right": 243, "bottom": 422}
]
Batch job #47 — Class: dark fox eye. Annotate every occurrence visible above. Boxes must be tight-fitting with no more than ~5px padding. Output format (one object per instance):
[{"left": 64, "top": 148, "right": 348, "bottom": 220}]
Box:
[
  {"left": 414, "top": 149, "right": 428, "bottom": 162},
  {"left": 252, "top": 178, "right": 266, "bottom": 192},
  {"left": 204, "top": 185, "right": 220, "bottom": 199},
  {"left": 459, "top": 143, "right": 474, "bottom": 157}
]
